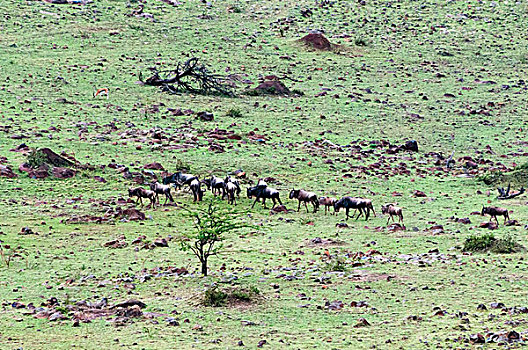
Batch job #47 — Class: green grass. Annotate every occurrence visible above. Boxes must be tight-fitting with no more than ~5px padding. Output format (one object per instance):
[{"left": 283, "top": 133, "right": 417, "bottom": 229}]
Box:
[{"left": 1, "top": 0, "right": 528, "bottom": 348}]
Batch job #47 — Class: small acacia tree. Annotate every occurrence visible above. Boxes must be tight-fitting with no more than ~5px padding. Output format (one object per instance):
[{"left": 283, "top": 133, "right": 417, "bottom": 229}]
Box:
[{"left": 179, "top": 200, "right": 254, "bottom": 276}]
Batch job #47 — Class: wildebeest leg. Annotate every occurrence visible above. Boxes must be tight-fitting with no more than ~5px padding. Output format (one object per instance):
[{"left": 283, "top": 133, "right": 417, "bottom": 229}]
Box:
[
  {"left": 312, "top": 201, "right": 317, "bottom": 213},
  {"left": 386, "top": 216, "right": 391, "bottom": 225},
  {"left": 355, "top": 208, "right": 362, "bottom": 220},
  {"left": 365, "top": 208, "right": 370, "bottom": 221},
  {"left": 277, "top": 197, "right": 282, "bottom": 206},
  {"left": 345, "top": 208, "right": 349, "bottom": 220},
  {"left": 297, "top": 200, "right": 301, "bottom": 212},
  {"left": 271, "top": 198, "right": 278, "bottom": 209},
  {"left": 493, "top": 215, "right": 499, "bottom": 224},
  {"left": 304, "top": 201, "right": 309, "bottom": 213},
  {"left": 262, "top": 198, "right": 268, "bottom": 209},
  {"left": 252, "top": 197, "right": 259, "bottom": 208}
]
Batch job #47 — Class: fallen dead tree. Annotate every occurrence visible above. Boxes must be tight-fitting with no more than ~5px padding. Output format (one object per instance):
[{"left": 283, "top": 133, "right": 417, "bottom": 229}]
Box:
[
  {"left": 497, "top": 184, "right": 525, "bottom": 200},
  {"left": 140, "top": 57, "right": 234, "bottom": 96}
]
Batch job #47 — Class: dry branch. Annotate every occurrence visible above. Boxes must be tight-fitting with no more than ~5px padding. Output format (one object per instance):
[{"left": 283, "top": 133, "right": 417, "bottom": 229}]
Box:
[
  {"left": 141, "top": 57, "right": 233, "bottom": 96},
  {"left": 497, "top": 184, "right": 525, "bottom": 200}
]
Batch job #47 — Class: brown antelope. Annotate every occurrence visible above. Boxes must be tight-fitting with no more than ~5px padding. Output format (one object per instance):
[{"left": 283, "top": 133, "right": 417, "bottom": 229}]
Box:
[{"left": 93, "top": 87, "right": 109, "bottom": 99}]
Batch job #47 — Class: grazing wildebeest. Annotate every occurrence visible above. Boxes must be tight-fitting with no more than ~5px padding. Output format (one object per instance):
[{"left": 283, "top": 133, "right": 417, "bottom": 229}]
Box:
[
  {"left": 334, "top": 196, "right": 363, "bottom": 220},
  {"left": 128, "top": 187, "right": 156, "bottom": 208},
  {"left": 289, "top": 188, "right": 319, "bottom": 213},
  {"left": 334, "top": 197, "right": 375, "bottom": 220},
  {"left": 224, "top": 176, "right": 241, "bottom": 198},
  {"left": 247, "top": 184, "right": 282, "bottom": 209},
  {"left": 189, "top": 178, "right": 204, "bottom": 202},
  {"left": 482, "top": 206, "right": 510, "bottom": 224},
  {"left": 357, "top": 198, "right": 376, "bottom": 220},
  {"left": 162, "top": 172, "right": 197, "bottom": 189},
  {"left": 319, "top": 197, "right": 337, "bottom": 215},
  {"left": 381, "top": 204, "right": 404, "bottom": 225},
  {"left": 203, "top": 175, "right": 225, "bottom": 197},
  {"left": 224, "top": 181, "right": 238, "bottom": 205},
  {"left": 149, "top": 181, "right": 174, "bottom": 205}
]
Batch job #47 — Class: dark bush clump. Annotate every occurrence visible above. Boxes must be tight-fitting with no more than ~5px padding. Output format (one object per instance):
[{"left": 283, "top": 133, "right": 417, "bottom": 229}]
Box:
[{"left": 463, "top": 233, "right": 524, "bottom": 253}]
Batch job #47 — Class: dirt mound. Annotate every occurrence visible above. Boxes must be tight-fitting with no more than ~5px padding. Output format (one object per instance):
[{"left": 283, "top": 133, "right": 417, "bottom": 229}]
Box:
[
  {"left": 253, "top": 80, "right": 291, "bottom": 95},
  {"left": 299, "top": 33, "right": 333, "bottom": 50}
]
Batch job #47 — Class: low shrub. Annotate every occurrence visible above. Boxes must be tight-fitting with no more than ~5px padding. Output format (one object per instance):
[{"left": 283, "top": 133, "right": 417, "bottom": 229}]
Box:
[{"left": 463, "top": 233, "right": 524, "bottom": 253}]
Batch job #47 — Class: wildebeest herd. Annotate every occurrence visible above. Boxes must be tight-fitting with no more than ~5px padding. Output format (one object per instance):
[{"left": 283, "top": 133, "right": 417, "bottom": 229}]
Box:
[{"left": 127, "top": 171, "right": 514, "bottom": 225}]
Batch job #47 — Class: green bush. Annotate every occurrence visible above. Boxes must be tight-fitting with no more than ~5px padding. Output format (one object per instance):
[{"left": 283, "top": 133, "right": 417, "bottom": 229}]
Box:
[
  {"left": 203, "top": 285, "right": 261, "bottom": 306},
  {"left": 225, "top": 108, "right": 243, "bottom": 118},
  {"left": 325, "top": 256, "right": 347, "bottom": 272},
  {"left": 354, "top": 36, "right": 368, "bottom": 46},
  {"left": 203, "top": 286, "right": 227, "bottom": 307},
  {"left": 463, "top": 233, "right": 524, "bottom": 253},
  {"left": 463, "top": 233, "right": 496, "bottom": 252}
]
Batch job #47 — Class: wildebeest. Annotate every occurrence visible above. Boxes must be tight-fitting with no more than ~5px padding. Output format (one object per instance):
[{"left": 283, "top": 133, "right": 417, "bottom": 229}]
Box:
[
  {"left": 319, "top": 197, "right": 337, "bottom": 215},
  {"left": 149, "top": 181, "right": 174, "bottom": 205},
  {"left": 203, "top": 175, "right": 225, "bottom": 197},
  {"left": 189, "top": 178, "right": 204, "bottom": 202},
  {"left": 334, "top": 197, "right": 362, "bottom": 220},
  {"left": 128, "top": 187, "right": 156, "bottom": 208},
  {"left": 224, "top": 176, "right": 241, "bottom": 197},
  {"left": 334, "top": 197, "right": 375, "bottom": 220},
  {"left": 289, "top": 188, "right": 319, "bottom": 213},
  {"left": 381, "top": 204, "right": 403, "bottom": 225},
  {"left": 482, "top": 206, "right": 510, "bottom": 224},
  {"left": 358, "top": 198, "right": 376, "bottom": 219},
  {"left": 224, "top": 181, "right": 238, "bottom": 205},
  {"left": 247, "top": 184, "right": 282, "bottom": 209},
  {"left": 162, "top": 172, "right": 197, "bottom": 189}
]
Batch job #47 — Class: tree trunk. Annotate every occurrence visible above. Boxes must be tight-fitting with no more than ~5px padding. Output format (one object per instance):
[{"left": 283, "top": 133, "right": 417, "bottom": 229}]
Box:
[{"left": 201, "top": 257, "right": 208, "bottom": 276}]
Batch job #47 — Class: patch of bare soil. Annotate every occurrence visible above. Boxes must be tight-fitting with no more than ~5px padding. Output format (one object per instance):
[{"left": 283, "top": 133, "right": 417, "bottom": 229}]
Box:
[
  {"left": 348, "top": 270, "right": 396, "bottom": 282},
  {"left": 304, "top": 237, "right": 348, "bottom": 247}
]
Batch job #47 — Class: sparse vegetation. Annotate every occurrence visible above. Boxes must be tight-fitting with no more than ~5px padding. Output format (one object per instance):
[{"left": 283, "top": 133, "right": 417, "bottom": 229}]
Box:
[
  {"left": 1, "top": 0, "right": 528, "bottom": 348},
  {"left": 225, "top": 108, "right": 243, "bottom": 118},
  {"left": 463, "top": 233, "right": 524, "bottom": 253}
]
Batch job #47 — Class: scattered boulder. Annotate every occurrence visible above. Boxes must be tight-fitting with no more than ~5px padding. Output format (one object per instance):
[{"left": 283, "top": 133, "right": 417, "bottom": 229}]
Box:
[
  {"left": 479, "top": 221, "right": 498, "bottom": 230},
  {"left": 119, "top": 208, "right": 146, "bottom": 221},
  {"left": 387, "top": 223, "right": 406, "bottom": 232},
  {"left": 52, "top": 167, "right": 76, "bottom": 179},
  {"left": 404, "top": 140, "right": 419, "bottom": 152},
  {"left": 144, "top": 162, "right": 164, "bottom": 170},
  {"left": 19, "top": 227, "right": 38, "bottom": 235},
  {"left": 0, "top": 165, "right": 17, "bottom": 178},
  {"left": 28, "top": 164, "right": 50, "bottom": 179},
  {"left": 197, "top": 111, "right": 214, "bottom": 121},
  {"left": 270, "top": 205, "right": 291, "bottom": 214},
  {"left": 412, "top": 190, "right": 427, "bottom": 197}
]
